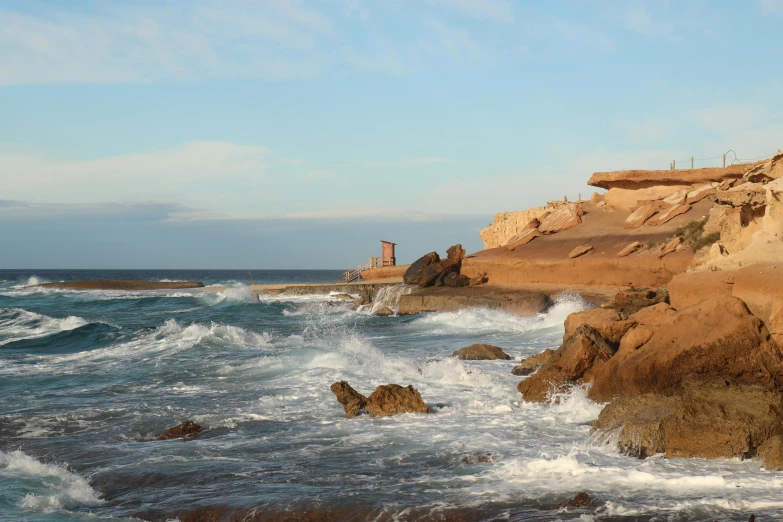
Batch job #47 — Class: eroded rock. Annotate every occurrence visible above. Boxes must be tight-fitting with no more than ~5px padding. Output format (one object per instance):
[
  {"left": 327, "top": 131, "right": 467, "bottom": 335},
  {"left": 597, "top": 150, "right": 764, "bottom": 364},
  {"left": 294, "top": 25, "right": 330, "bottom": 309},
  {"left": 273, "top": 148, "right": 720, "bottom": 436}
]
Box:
[
  {"left": 452, "top": 344, "right": 511, "bottom": 360},
  {"left": 616, "top": 241, "right": 643, "bottom": 258},
  {"left": 403, "top": 252, "right": 440, "bottom": 285},
  {"left": 624, "top": 204, "right": 658, "bottom": 229},
  {"left": 606, "top": 287, "right": 669, "bottom": 316},
  {"left": 539, "top": 203, "right": 583, "bottom": 235},
  {"left": 568, "top": 245, "right": 593, "bottom": 259},
  {"left": 365, "top": 384, "right": 430, "bottom": 417},
  {"left": 505, "top": 229, "right": 541, "bottom": 250},
  {"left": 658, "top": 236, "right": 682, "bottom": 258},
  {"left": 330, "top": 381, "right": 368, "bottom": 418},
  {"left": 512, "top": 348, "right": 554, "bottom": 376},
  {"left": 646, "top": 203, "right": 690, "bottom": 226}
]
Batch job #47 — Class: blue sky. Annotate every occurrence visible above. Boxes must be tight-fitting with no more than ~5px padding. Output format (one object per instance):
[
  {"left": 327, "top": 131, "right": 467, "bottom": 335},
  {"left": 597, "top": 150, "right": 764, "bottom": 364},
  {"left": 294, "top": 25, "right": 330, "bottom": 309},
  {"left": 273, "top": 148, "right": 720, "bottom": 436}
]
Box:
[{"left": 1, "top": 0, "right": 782, "bottom": 268}]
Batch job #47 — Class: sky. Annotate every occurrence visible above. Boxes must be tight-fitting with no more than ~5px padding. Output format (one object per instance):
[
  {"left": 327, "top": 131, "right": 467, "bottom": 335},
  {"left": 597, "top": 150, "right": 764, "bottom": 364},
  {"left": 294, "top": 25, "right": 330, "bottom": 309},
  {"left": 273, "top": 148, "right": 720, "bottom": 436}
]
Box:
[{"left": 1, "top": 0, "right": 782, "bottom": 269}]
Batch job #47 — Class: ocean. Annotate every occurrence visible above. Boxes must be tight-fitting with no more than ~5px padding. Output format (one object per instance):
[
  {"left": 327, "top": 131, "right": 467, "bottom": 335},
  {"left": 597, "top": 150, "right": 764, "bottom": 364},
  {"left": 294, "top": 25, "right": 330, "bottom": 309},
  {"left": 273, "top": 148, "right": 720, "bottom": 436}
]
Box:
[{"left": 1, "top": 269, "right": 781, "bottom": 522}]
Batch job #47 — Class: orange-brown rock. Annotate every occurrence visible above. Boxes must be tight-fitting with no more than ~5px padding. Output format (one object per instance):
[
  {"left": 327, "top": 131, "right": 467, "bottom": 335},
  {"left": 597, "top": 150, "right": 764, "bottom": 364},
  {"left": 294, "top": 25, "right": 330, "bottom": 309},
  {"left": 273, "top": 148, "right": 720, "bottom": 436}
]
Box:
[
  {"left": 588, "top": 165, "right": 746, "bottom": 190},
  {"left": 662, "top": 189, "right": 689, "bottom": 206},
  {"left": 446, "top": 244, "right": 466, "bottom": 264},
  {"left": 568, "top": 245, "right": 593, "bottom": 259},
  {"left": 512, "top": 348, "right": 555, "bottom": 376},
  {"left": 593, "top": 379, "right": 783, "bottom": 463},
  {"left": 758, "top": 435, "right": 783, "bottom": 470},
  {"left": 538, "top": 203, "right": 583, "bottom": 235},
  {"left": 403, "top": 252, "right": 440, "bottom": 285},
  {"left": 606, "top": 287, "right": 669, "bottom": 316},
  {"left": 685, "top": 183, "right": 719, "bottom": 204},
  {"left": 646, "top": 203, "right": 691, "bottom": 226},
  {"left": 588, "top": 296, "right": 783, "bottom": 403},
  {"left": 563, "top": 308, "right": 635, "bottom": 347},
  {"left": 505, "top": 228, "right": 541, "bottom": 250},
  {"left": 713, "top": 182, "right": 767, "bottom": 209},
  {"left": 658, "top": 236, "right": 682, "bottom": 258},
  {"left": 517, "top": 325, "right": 615, "bottom": 402},
  {"left": 452, "top": 344, "right": 511, "bottom": 360},
  {"left": 624, "top": 203, "right": 659, "bottom": 229},
  {"left": 365, "top": 384, "right": 430, "bottom": 417},
  {"left": 628, "top": 302, "right": 677, "bottom": 327},
  {"left": 614, "top": 325, "right": 654, "bottom": 362},
  {"left": 616, "top": 241, "right": 643, "bottom": 258},
  {"left": 330, "top": 381, "right": 368, "bottom": 418},
  {"left": 158, "top": 420, "right": 203, "bottom": 440},
  {"left": 744, "top": 151, "right": 783, "bottom": 184}
]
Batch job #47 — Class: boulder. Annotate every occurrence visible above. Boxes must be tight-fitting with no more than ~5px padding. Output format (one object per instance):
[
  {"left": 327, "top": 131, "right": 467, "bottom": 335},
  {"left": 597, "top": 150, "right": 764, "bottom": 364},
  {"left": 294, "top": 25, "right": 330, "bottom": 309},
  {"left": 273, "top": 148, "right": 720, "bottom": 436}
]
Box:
[
  {"left": 563, "top": 308, "right": 635, "bottom": 347},
  {"left": 446, "top": 244, "right": 466, "bottom": 264},
  {"left": 505, "top": 229, "right": 541, "bottom": 250},
  {"left": 606, "top": 287, "right": 669, "bottom": 316},
  {"left": 365, "top": 384, "right": 430, "bottom": 417},
  {"left": 593, "top": 380, "right": 783, "bottom": 462},
  {"left": 468, "top": 272, "right": 487, "bottom": 286},
  {"left": 658, "top": 236, "right": 682, "bottom": 258},
  {"left": 517, "top": 325, "right": 615, "bottom": 402},
  {"left": 403, "top": 252, "right": 440, "bottom": 285},
  {"left": 452, "top": 344, "right": 511, "bottom": 360},
  {"left": 588, "top": 296, "right": 783, "bottom": 402},
  {"left": 158, "top": 420, "right": 203, "bottom": 440},
  {"left": 443, "top": 273, "right": 470, "bottom": 288},
  {"left": 624, "top": 203, "right": 659, "bottom": 229},
  {"left": 538, "top": 203, "right": 583, "bottom": 235},
  {"left": 330, "top": 381, "right": 368, "bottom": 418},
  {"left": 616, "top": 241, "right": 643, "bottom": 258},
  {"left": 646, "top": 203, "right": 691, "bottom": 226},
  {"left": 511, "top": 348, "right": 554, "bottom": 376},
  {"left": 568, "top": 245, "right": 593, "bottom": 259}
]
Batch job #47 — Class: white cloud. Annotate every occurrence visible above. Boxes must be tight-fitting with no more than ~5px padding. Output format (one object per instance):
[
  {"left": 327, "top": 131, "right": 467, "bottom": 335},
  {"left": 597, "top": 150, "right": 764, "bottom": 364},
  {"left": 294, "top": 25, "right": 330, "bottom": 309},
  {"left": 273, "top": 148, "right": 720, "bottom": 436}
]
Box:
[
  {"left": 435, "top": 0, "right": 515, "bottom": 23},
  {"left": 0, "top": 142, "right": 269, "bottom": 204}
]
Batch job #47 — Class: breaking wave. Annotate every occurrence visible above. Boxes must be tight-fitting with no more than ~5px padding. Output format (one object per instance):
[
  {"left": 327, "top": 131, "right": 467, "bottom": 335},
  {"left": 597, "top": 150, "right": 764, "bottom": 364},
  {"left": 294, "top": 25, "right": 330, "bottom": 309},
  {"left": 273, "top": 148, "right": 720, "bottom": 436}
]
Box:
[{"left": 0, "top": 308, "right": 89, "bottom": 347}]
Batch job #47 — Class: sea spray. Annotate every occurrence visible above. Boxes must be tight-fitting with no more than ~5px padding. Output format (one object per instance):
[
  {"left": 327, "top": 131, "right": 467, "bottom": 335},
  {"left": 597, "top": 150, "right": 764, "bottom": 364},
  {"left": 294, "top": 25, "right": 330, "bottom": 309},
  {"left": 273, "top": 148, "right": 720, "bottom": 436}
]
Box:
[{"left": 367, "top": 283, "right": 415, "bottom": 315}]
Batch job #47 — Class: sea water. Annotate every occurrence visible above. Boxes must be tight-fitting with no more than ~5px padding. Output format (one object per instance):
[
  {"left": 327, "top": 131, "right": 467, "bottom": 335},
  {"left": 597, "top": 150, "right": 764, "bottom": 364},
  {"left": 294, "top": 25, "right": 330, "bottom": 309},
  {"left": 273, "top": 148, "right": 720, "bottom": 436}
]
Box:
[{"left": 1, "top": 269, "right": 781, "bottom": 521}]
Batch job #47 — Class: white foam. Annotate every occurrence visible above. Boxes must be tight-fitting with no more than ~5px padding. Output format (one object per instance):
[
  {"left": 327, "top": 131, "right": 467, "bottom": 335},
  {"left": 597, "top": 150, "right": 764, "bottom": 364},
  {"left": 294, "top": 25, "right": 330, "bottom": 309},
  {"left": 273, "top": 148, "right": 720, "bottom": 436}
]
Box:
[
  {"left": 0, "top": 450, "right": 102, "bottom": 513},
  {"left": 0, "top": 308, "right": 88, "bottom": 346},
  {"left": 409, "top": 293, "right": 588, "bottom": 335}
]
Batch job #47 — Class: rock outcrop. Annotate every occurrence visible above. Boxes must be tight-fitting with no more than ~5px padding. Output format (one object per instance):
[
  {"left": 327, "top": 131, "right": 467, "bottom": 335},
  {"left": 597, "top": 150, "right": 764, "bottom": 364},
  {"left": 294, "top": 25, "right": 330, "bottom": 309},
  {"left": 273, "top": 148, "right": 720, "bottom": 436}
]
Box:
[
  {"left": 588, "top": 296, "right": 783, "bottom": 402},
  {"left": 511, "top": 348, "right": 554, "bottom": 376},
  {"left": 604, "top": 286, "right": 669, "bottom": 316},
  {"left": 158, "top": 421, "right": 203, "bottom": 440},
  {"left": 402, "top": 245, "right": 470, "bottom": 289},
  {"left": 403, "top": 252, "right": 441, "bottom": 286},
  {"left": 479, "top": 207, "right": 551, "bottom": 249},
  {"left": 452, "top": 344, "right": 511, "bottom": 360},
  {"left": 330, "top": 382, "right": 430, "bottom": 417},
  {"left": 538, "top": 203, "right": 583, "bottom": 235},
  {"left": 593, "top": 379, "right": 783, "bottom": 465}
]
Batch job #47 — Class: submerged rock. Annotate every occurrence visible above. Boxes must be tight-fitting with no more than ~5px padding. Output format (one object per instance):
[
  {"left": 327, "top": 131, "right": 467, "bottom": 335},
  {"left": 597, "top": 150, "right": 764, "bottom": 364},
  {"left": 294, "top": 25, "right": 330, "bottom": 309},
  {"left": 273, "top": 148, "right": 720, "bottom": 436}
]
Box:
[
  {"left": 452, "top": 344, "right": 511, "bottom": 360},
  {"left": 549, "top": 491, "right": 593, "bottom": 509},
  {"left": 157, "top": 420, "right": 203, "bottom": 440}
]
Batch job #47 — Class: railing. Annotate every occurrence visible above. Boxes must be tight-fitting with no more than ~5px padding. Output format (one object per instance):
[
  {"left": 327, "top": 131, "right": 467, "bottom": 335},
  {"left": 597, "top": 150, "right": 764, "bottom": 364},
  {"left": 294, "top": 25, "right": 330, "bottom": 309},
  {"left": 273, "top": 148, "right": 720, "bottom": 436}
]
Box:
[
  {"left": 342, "top": 257, "right": 395, "bottom": 282},
  {"left": 668, "top": 149, "right": 780, "bottom": 170}
]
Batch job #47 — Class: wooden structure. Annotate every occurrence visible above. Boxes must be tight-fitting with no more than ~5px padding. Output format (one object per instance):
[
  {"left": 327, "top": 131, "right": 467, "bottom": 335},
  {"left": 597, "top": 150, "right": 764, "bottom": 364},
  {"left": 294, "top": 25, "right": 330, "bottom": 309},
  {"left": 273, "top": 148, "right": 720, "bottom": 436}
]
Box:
[{"left": 343, "top": 241, "right": 397, "bottom": 282}]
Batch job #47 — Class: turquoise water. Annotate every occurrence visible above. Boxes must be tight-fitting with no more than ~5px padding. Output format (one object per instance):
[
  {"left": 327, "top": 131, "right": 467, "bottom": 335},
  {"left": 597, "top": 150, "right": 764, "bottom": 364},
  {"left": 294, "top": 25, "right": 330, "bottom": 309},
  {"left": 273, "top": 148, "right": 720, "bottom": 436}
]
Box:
[{"left": 1, "top": 270, "right": 781, "bottom": 521}]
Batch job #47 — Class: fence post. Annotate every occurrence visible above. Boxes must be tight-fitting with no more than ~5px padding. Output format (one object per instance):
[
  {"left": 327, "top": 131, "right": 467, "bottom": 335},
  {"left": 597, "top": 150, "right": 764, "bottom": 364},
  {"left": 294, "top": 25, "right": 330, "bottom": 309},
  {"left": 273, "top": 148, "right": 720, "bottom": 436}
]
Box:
[
  {"left": 691, "top": 157, "right": 694, "bottom": 170},
  {"left": 673, "top": 160, "right": 676, "bottom": 170},
  {"left": 723, "top": 154, "right": 726, "bottom": 168}
]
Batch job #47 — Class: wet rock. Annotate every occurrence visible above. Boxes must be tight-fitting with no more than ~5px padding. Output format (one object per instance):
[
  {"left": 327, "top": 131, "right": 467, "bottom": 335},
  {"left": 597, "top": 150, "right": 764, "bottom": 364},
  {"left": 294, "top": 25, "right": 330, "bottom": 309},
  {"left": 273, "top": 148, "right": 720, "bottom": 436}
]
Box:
[
  {"left": 460, "top": 453, "right": 495, "bottom": 464},
  {"left": 589, "top": 296, "right": 783, "bottom": 403},
  {"left": 512, "top": 349, "right": 554, "bottom": 375},
  {"left": 158, "top": 420, "right": 203, "bottom": 440},
  {"left": 568, "top": 245, "right": 593, "bottom": 259},
  {"left": 365, "top": 384, "right": 430, "bottom": 417},
  {"left": 550, "top": 491, "right": 593, "bottom": 509},
  {"left": 452, "top": 344, "right": 511, "bottom": 360},
  {"left": 616, "top": 241, "right": 643, "bottom": 258},
  {"left": 330, "top": 381, "right": 368, "bottom": 418},
  {"left": 403, "top": 252, "right": 440, "bottom": 285},
  {"left": 593, "top": 379, "right": 783, "bottom": 462},
  {"left": 758, "top": 435, "right": 783, "bottom": 470},
  {"left": 374, "top": 306, "right": 394, "bottom": 317},
  {"left": 539, "top": 203, "right": 583, "bottom": 234},
  {"left": 517, "top": 325, "right": 615, "bottom": 403}
]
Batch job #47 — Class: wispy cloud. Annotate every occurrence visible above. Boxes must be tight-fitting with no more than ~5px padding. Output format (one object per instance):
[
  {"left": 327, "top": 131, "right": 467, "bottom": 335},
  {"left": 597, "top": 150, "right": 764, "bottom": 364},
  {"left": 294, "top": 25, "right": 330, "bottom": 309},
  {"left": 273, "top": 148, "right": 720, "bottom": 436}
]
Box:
[{"left": 434, "top": 0, "right": 515, "bottom": 23}]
